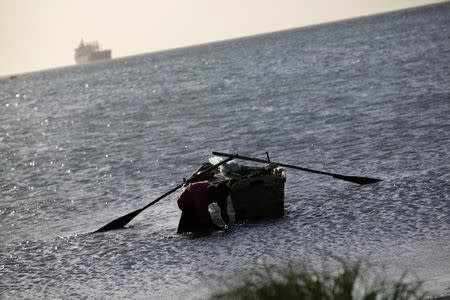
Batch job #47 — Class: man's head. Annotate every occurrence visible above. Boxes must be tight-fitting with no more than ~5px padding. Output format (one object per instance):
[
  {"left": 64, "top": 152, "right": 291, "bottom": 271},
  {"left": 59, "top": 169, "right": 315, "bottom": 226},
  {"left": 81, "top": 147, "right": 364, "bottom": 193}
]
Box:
[{"left": 208, "top": 182, "right": 230, "bottom": 204}]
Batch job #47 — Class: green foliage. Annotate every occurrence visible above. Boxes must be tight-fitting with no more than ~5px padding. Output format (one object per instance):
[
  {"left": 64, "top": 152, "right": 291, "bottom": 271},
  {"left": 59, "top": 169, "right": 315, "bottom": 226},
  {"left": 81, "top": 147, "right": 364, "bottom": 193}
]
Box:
[{"left": 208, "top": 260, "right": 426, "bottom": 300}]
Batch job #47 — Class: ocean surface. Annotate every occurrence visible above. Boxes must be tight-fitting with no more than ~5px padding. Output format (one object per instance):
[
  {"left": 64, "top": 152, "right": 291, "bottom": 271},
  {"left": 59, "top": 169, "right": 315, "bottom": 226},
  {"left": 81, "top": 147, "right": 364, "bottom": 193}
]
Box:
[{"left": 1, "top": 3, "right": 450, "bottom": 299}]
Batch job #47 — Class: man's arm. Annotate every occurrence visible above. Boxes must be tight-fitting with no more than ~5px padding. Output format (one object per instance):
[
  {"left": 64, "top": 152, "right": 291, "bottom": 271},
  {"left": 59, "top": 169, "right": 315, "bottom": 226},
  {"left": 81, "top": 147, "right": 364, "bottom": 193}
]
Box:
[{"left": 217, "top": 198, "right": 230, "bottom": 225}]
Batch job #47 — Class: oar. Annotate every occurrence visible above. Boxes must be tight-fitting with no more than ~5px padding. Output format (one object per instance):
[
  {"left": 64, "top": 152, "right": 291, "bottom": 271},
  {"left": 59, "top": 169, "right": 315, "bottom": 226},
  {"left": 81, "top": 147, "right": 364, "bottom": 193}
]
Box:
[
  {"left": 93, "top": 156, "right": 234, "bottom": 233},
  {"left": 212, "top": 151, "right": 382, "bottom": 185}
]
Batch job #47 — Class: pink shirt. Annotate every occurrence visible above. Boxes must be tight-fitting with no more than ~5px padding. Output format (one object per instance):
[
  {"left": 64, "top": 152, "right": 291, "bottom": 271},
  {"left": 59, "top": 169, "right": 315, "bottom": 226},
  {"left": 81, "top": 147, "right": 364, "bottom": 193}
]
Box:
[{"left": 177, "top": 181, "right": 227, "bottom": 225}]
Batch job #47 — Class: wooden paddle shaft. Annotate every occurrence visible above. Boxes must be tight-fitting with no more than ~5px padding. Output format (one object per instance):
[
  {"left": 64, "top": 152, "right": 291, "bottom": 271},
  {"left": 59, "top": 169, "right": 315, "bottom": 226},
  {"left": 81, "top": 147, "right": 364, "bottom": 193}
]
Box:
[
  {"left": 212, "top": 151, "right": 335, "bottom": 176},
  {"left": 212, "top": 151, "right": 381, "bottom": 185}
]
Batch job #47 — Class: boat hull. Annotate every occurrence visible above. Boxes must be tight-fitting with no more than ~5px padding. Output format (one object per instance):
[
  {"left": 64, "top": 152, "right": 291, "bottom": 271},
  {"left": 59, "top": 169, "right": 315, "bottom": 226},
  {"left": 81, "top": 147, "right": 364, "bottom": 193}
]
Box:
[{"left": 75, "top": 50, "right": 111, "bottom": 65}]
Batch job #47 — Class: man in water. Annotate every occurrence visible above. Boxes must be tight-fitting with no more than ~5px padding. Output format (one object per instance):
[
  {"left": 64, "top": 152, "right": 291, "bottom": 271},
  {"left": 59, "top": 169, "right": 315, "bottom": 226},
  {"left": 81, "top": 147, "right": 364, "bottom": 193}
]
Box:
[{"left": 177, "top": 181, "right": 230, "bottom": 234}]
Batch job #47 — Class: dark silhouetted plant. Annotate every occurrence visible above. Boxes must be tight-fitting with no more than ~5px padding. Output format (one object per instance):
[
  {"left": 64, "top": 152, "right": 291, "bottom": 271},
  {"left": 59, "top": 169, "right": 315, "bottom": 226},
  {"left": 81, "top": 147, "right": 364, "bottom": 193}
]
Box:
[{"left": 208, "top": 260, "right": 426, "bottom": 300}]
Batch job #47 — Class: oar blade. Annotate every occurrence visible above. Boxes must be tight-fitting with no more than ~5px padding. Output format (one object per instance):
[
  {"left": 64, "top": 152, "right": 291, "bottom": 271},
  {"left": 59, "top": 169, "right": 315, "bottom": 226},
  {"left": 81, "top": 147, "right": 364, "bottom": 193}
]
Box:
[
  {"left": 91, "top": 156, "right": 235, "bottom": 234},
  {"left": 212, "top": 151, "right": 382, "bottom": 185},
  {"left": 93, "top": 208, "right": 143, "bottom": 233},
  {"left": 332, "top": 174, "right": 382, "bottom": 185}
]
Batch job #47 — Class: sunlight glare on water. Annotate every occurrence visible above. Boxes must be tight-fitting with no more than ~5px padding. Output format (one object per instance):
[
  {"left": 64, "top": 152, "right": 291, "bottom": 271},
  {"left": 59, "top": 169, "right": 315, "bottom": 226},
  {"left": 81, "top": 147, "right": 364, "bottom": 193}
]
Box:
[{"left": 1, "top": 3, "right": 450, "bottom": 299}]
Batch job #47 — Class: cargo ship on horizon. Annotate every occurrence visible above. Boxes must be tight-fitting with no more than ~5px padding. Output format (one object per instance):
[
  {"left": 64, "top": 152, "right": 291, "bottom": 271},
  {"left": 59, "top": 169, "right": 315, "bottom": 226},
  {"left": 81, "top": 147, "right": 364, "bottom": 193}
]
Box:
[{"left": 74, "top": 39, "right": 111, "bottom": 64}]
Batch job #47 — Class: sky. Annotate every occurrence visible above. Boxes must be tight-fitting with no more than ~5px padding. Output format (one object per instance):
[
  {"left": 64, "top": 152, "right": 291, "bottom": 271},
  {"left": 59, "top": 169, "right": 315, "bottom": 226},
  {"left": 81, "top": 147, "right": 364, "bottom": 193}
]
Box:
[{"left": 0, "top": 0, "right": 446, "bottom": 76}]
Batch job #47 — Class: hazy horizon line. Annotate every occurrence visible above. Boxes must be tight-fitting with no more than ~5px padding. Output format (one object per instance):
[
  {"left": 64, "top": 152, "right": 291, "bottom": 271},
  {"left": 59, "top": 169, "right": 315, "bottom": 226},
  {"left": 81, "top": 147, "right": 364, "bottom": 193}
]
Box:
[{"left": 1, "top": 1, "right": 446, "bottom": 78}]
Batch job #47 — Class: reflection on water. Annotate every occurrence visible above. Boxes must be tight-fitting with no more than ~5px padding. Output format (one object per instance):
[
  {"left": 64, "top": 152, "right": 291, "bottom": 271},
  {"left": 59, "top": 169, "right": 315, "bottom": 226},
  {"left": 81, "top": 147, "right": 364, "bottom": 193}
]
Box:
[{"left": 1, "top": 3, "right": 450, "bottom": 299}]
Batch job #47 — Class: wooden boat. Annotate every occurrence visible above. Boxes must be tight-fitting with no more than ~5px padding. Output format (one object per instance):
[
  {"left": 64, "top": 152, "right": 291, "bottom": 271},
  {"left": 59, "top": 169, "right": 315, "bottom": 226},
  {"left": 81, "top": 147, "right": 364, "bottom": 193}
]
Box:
[
  {"left": 186, "top": 161, "right": 286, "bottom": 224},
  {"left": 229, "top": 165, "right": 285, "bottom": 222}
]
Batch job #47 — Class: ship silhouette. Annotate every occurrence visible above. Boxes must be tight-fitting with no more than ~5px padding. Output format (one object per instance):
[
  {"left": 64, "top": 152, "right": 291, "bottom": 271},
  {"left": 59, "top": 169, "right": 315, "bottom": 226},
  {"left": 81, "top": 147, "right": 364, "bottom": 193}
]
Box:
[{"left": 74, "top": 39, "right": 111, "bottom": 64}]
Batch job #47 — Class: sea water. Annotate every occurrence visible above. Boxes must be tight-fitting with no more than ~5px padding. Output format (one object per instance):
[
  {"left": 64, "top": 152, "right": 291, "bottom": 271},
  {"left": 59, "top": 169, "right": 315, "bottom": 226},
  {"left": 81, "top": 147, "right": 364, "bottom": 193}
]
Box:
[{"left": 1, "top": 3, "right": 449, "bottom": 299}]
